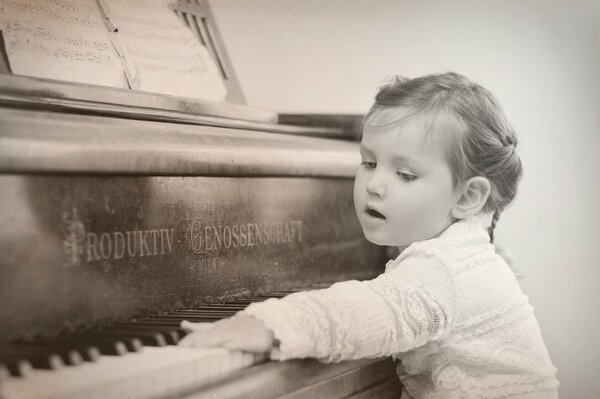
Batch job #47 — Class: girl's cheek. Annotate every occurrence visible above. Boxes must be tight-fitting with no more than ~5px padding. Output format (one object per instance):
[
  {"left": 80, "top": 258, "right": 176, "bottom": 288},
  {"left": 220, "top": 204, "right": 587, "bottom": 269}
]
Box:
[{"left": 353, "top": 174, "right": 366, "bottom": 196}]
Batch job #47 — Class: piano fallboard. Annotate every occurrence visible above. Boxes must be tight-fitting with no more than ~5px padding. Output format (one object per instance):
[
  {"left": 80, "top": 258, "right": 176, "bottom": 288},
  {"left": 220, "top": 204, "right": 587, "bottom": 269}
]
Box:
[{"left": 0, "top": 173, "right": 383, "bottom": 342}]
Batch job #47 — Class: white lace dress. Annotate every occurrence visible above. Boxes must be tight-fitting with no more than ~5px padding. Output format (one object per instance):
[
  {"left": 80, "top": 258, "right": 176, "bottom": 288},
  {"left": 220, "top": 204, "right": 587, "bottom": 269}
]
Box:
[{"left": 241, "top": 216, "right": 559, "bottom": 398}]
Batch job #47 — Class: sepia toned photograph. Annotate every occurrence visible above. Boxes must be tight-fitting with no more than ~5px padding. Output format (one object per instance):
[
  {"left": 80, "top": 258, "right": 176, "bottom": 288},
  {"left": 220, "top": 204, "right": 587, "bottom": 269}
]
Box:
[{"left": 0, "top": 1, "right": 598, "bottom": 398}]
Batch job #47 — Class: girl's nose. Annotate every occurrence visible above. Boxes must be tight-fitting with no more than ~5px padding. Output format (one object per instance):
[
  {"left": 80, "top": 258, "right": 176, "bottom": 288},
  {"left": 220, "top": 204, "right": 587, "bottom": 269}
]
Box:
[{"left": 365, "top": 172, "right": 386, "bottom": 197}]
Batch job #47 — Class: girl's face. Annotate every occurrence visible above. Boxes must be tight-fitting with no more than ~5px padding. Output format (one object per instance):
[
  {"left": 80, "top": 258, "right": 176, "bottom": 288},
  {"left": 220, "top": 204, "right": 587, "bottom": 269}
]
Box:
[{"left": 353, "top": 108, "right": 461, "bottom": 250}]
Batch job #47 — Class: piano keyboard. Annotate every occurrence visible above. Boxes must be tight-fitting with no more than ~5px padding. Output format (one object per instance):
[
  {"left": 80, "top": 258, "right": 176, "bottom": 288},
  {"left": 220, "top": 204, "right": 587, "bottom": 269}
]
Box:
[
  {"left": 0, "top": 290, "right": 298, "bottom": 399},
  {"left": 1, "top": 347, "right": 263, "bottom": 399}
]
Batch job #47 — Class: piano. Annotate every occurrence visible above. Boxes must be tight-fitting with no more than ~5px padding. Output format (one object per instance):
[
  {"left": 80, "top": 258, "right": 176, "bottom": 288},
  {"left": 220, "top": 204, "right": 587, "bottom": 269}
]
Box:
[
  {"left": 0, "top": 75, "right": 403, "bottom": 399},
  {"left": 0, "top": 3, "right": 402, "bottom": 397}
]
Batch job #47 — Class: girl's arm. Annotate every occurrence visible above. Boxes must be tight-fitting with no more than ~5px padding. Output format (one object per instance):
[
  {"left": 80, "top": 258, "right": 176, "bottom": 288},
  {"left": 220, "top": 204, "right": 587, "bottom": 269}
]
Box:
[{"left": 180, "top": 254, "right": 455, "bottom": 361}]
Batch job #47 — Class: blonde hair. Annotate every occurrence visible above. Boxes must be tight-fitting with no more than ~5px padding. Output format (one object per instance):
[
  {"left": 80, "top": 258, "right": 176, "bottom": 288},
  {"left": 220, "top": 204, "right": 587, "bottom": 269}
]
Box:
[{"left": 364, "top": 72, "right": 522, "bottom": 243}]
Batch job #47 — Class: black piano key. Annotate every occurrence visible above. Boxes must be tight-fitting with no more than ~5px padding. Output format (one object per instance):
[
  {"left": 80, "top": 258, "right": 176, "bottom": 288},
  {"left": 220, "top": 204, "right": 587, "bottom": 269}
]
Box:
[
  {"left": 188, "top": 305, "right": 247, "bottom": 311},
  {"left": 50, "top": 336, "right": 130, "bottom": 355},
  {"left": 174, "top": 308, "right": 254, "bottom": 315},
  {"left": 1, "top": 359, "right": 32, "bottom": 377},
  {"left": 171, "top": 310, "right": 237, "bottom": 318},
  {"left": 30, "top": 347, "right": 83, "bottom": 366},
  {"left": 80, "top": 330, "right": 167, "bottom": 347},
  {"left": 143, "top": 314, "right": 225, "bottom": 322},
  {"left": 68, "top": 335, "right": 143, "bottom": 353},
  {"left": 57, "top": 348, "right": 84, "bottom": 366},
  {"left": 105, "top": 325, "right": 181, "bottom": 345},
  {"left": 0, "top": 349, "right": 64, "bottom": 370},
  {"left": 18, "top": 340, "right": 101, "bottom": 362},
  {"left": 143, "top": 317, "right": 223, "bottom": 326},
  {"left": 10, "top": 344, "right": 83, "bottom": 366},
  {"left": 173, "top": 308, "right": 239, "bottom": 313},
  {"left": 174, "top": 314, "right": 235, "bottom": 321},
  {"left": 222, "top": 300, "right": 257, "bottom": 305},
  {"left": 112, "top": 323, "right": 187, "bottom": 339},
  {"left": 131, "top": 318, "right": 199, "bottom": 327},
  {"left": 228, "top": 298, "right": 267, "bottom": 304}
]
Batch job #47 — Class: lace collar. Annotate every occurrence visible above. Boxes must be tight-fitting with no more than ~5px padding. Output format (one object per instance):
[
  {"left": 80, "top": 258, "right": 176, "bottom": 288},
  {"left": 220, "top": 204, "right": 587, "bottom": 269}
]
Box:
[{"left": 385, "top": 215, "right": 491, "bottom": 272}]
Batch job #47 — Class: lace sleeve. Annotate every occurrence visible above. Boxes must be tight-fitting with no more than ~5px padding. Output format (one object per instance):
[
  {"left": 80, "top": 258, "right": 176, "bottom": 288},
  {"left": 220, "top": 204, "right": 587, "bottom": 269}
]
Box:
[{"left": 242, "top": 255, "right": 455, "bottom": 362}]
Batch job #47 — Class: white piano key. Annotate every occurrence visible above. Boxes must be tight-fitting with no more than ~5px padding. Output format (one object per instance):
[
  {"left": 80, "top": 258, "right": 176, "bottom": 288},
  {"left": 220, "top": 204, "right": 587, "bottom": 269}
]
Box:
[{"left": 1, "top": 346, "right": 265, "bottom": 399}]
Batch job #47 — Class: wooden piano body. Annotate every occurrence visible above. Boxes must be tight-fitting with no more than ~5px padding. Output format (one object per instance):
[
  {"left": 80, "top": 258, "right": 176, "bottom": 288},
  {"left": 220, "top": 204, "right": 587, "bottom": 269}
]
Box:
[{"left": 0, "top": 75, "right": 402, "bottom": 398}]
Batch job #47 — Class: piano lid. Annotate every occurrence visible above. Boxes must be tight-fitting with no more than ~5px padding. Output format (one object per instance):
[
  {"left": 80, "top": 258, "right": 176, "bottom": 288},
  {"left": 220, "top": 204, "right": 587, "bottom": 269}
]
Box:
[{"left": 0, "top": 74, "right": 364, "bottom": 140}]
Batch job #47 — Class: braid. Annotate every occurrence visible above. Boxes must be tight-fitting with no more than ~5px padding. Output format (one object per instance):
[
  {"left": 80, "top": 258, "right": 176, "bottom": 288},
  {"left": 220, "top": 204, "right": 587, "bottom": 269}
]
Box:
[{"left": 488, "top": 210, "right": 501, "bottom": 243}]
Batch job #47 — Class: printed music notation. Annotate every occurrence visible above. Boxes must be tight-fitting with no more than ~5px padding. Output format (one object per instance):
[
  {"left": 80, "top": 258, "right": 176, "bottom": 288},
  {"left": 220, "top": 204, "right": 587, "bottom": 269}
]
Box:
[{"left": 0, "top": 0, "right": 227, "bottom": 101}]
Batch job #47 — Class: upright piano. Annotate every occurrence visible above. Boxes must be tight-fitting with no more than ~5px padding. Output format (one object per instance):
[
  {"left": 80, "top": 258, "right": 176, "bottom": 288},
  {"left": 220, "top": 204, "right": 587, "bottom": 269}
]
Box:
[
  {"left": 0, "top": 0, "right": 402, "bottom": 395},
  {"left": 0, "top": 74, "right": 402, "bottom": 397}
]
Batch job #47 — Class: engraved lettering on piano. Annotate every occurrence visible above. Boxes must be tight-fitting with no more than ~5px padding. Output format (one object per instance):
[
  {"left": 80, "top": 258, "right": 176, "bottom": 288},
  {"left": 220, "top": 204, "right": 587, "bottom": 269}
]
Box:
[
  {"left": 189, "top": 256, "right": 226, "bottom": 277},
  {"left": 84, "top": 228, "right": 175, "bottom": 261},
  {"left": 186, "top": 219, "right": 304, "bottom": 254},
  {"left": 63, "top": 206, "right": 175, "bottom": 266},
  {"left": 63, "top": 207, "right": 86, "bottom": 267}
]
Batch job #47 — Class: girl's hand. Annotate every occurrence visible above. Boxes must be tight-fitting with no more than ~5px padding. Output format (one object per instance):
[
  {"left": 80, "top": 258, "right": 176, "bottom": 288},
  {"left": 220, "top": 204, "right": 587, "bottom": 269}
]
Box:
[{"left": 178, "top": 315, "right": 275, "bottom": 353}]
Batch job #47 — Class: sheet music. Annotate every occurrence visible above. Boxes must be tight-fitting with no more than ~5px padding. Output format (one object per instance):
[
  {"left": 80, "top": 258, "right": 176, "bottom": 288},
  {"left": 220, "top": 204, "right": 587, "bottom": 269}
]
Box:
[
  {"left": 0, "top": 0, "right": 127, "bottom": 88},
  {"left": 103, "top": 0, "right": 226, "bottom": 101},
  {"left": 0, "top": 0, "right": 227, "bottom": 102}
]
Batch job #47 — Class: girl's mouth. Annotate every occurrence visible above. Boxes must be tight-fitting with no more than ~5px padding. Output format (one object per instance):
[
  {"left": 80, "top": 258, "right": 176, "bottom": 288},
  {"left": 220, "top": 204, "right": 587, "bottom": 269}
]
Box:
[{"left": 366, "top": 207, "right": 386, "bottom": 220}]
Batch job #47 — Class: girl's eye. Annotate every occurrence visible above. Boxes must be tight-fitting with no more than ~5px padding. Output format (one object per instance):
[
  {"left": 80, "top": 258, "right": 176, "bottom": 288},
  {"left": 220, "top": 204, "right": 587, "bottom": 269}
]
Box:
[
  {"left": 361, "top": 161, "right": 376, "bottom": 169},
  {"left": 398, "top": 171, "right": 417, "bottom": 182}
]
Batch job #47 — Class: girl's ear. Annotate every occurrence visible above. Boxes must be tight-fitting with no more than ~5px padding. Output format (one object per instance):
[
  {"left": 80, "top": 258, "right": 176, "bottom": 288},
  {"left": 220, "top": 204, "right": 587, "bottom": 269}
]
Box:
[{"left": 451, "top": 176, "right": 491, "bottom": 219}]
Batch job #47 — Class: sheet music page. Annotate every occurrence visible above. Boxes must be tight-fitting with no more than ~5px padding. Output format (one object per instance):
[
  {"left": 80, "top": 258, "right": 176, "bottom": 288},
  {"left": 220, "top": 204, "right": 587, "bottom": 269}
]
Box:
[
  {"left": 0, "top": 0, "right": 128, "bottom": 88},
  {"left": 0, "top": 0, "right": 227, "bottom": 101},
  {"left": 104, "top": 0, "right": 227, "bottom": 101}
]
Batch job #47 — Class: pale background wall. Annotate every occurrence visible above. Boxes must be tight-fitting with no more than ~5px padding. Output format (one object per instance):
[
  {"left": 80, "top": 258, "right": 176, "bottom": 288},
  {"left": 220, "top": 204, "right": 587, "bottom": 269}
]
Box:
[{"left": 209, "top": 0, "right": 600, "bottom": 397}]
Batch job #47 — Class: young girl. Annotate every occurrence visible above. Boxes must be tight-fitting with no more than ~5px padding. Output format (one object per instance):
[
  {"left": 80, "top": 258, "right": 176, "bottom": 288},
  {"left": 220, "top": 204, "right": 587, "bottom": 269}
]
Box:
[{"left": 179, "top": 73, "right": 559, "bottom": 398}]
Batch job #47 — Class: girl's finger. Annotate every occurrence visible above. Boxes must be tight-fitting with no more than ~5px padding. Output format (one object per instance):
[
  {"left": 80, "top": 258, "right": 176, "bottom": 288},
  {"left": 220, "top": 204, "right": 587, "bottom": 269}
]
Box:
[
  {"left": 180, "top": 320, "right": 214, "bottom": 332},
  {"left": 179, "top": 330, "right": 227, "bottom": 348},
  {"left": 178, "top": 333, "right": 198, "bottom": 347},
  {"left": 220, "top": 330, "right": 271, "bottom": 353}
]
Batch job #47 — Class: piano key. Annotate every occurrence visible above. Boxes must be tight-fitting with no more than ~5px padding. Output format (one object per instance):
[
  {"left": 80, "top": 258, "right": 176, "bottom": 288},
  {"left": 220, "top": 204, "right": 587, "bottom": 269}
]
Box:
[
  {"left": 112, "top": 322, "right": 187, "bottom": 335},
  {"left": 0, "top": 350, "right": 64, "bottom": 370},
  {"left": 221, "top": 300, "right": 258, "bottom": 305},
  {"left": 56, "top": 349, "right": 84, "bottom": 366},
  {"left": 170, "top": 311, "right": 236, "bottom": 318},
  {"left": 129, "top": 319, "right": 189, "bottom": 327},
  {"left": 17, "top": 341, "right": 101, "bottom": 362},
  {"left": 1, "top": 359, "right": 32, "bottom": 377},
  {"left": 76, "top": 330, "right": 167, "bottom": 347},
  {"left": 185, "top": 305, "right": 246, "bottom": 311},
  {"left": 112, "top": 321, "right": 187, "bottom": 336},
  {"left": 77, "top": 336, "right": 142, "bottom": 354},
  {"left": 107, "top": 324, "right": 183, "bottom": 344},
  {"left": 9, "top": 345, "right": 84, "bottom": 366},
  {"left": 134, "top": 319, "right": 214, "bottom": 329},
  {"left": 173, "top": 308, "right": 239, "bottom": 313},
  {"left": 141, "top": 314, "right": 224, "bottom": 322},
  {"left": 170, "top": 290, "right": 297, "bottom": 313},
  {"left": 1, "top": 346, "right": 265, "bottom": 399},
  {"left": 48, "top": 336, "right": 131, "bottom": 355},
  {"left": 227, "top": 297, "right": 267, "bottom": 304}
]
